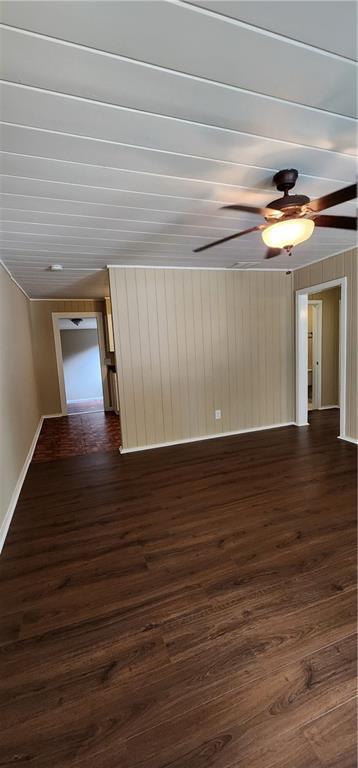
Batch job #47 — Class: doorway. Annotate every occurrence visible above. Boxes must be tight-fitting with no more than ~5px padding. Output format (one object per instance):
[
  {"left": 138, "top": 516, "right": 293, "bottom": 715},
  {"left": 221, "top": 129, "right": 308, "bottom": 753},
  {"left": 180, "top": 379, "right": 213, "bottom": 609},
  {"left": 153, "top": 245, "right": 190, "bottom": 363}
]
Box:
[
  {"left": 52, "top": 312, "right": 110, "bottom": 416},
  {"left": 307, "top": 300, "right": 322, "bottom": 411},
  {"left": 296, "top": 277, "right": 347, "bottom": 440}
]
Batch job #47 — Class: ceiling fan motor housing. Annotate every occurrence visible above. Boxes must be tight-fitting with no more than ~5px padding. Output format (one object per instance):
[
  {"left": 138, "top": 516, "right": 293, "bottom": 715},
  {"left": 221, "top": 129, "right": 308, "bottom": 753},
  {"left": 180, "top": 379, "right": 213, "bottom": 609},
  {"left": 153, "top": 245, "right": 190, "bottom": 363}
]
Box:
[
  {"left": 268, "top": 169, "right": 310, "bottom": 218},
  {"left": 273, "top": 168, "right": 299, "bottom": 192},
  {"left": 268, "top": 194, "right": 311, "bottom": 216}
]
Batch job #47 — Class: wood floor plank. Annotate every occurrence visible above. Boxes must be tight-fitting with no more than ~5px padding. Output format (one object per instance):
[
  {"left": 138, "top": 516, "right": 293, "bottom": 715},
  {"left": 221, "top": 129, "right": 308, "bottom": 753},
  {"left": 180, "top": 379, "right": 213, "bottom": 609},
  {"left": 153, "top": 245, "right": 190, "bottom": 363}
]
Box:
[
  {"left": 0, "top": 410, "right": 356, "bottom": 767},
  {"left": 303, "top": 698, "right": 357, "bottom": 768},
  {"left": 238, "top": 731, "right": 322, "bottom": 768},
  {"left": 1, "top": 634, "right": 355, "bottom": 768},
  {"left": 113, "top": 635, "right": 358, "bottom": 768},
  {"left": 0, "top": 591, "right": 355, "bottom": 741}
]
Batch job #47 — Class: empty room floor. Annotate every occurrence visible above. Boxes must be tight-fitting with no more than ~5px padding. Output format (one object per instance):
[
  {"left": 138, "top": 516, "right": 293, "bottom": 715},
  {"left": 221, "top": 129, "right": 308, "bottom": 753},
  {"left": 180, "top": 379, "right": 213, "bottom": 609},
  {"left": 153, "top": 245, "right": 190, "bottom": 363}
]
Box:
[
  {"left": 0, "top": 410, "right": 356, "bottom": 767},
  {"left": 66, "top": 398, "right": 104, "bottom": 415}
]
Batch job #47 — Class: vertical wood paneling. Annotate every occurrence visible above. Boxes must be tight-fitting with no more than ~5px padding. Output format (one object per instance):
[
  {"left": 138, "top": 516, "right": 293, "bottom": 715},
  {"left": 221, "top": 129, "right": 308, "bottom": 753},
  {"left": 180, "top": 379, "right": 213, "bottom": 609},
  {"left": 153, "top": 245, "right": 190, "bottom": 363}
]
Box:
[
  {"left": 127, "top": 269, "right": 147, "bottom": 446},
  {"left": 294, "top": 248, "right": 357, "bottom": 440},
  {"left": 247, "top": 272, "right": 258, "bottom": 428},
  {"left": 153, "top": 270, "right": 172, "bottom": 441},
  {"left": 191, "top": 271, "right": 206, "bottom": 436},
  {"left": 109, "top": 267, "right": 294, "bottom": 449},
  {"left": 164, "top": 271, "right": 180, "bottom": 440},
  {"left": 136, "top": 269, "right": 155, "bottom": 443},
  {"left": 183, "top": 271, "right": 197, "bottom": 436},
  {"left": 239, "top": 274, "right": 249, "bottom": 430},
  {"left": 200, "top": 270, "right": 215, "bottom": 435},
  {"left": 111, "top": 268, "right": 134, "bottom": 447}
]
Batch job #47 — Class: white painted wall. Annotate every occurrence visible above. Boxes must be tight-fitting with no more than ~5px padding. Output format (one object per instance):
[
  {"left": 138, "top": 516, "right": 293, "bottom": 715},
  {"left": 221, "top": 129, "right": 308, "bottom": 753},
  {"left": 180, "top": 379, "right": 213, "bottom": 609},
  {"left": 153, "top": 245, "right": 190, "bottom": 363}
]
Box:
[{"left": 60, "top": 328, "right": 103, "bottom": 401}]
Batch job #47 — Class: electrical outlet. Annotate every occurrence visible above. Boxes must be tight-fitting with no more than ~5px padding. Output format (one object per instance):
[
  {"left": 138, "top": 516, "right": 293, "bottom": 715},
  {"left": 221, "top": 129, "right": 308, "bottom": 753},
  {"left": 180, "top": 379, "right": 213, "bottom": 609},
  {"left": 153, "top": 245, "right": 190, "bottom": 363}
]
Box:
[{"left": 215, "top": 409, "right": 221, "bottom": 420}]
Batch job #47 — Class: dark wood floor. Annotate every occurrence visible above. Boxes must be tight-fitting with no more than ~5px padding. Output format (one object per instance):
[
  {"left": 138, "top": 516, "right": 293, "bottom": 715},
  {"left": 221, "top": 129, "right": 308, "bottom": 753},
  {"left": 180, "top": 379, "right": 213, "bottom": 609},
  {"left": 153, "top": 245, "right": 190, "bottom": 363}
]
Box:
[{"left": 0, "top": 410, "right": 356, "bottom": 767}]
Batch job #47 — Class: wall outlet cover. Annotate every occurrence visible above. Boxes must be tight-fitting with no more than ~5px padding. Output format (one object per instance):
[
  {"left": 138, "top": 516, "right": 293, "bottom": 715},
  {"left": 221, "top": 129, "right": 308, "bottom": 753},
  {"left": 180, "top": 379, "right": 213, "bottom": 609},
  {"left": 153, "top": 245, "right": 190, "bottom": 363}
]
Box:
[{"left": 215, "top": 409, "right": 221, "bottom": 420}]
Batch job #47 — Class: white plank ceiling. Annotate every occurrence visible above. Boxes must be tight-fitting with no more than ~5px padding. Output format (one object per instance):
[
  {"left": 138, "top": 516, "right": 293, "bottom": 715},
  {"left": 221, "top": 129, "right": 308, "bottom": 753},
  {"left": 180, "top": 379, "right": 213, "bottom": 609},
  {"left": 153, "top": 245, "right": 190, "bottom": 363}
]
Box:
[{"left": 0, "top": 0, "right": 357, "bottom": 298}]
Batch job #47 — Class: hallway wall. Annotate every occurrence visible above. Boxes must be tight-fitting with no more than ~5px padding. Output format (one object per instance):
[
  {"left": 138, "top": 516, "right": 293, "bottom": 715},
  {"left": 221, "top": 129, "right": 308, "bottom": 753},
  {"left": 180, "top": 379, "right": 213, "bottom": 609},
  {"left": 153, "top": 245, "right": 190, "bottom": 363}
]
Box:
[
  {"left": 295, "top": 247, "right": 357, "bottom": 440},
  {"left": 60, "top": 328, "right": 103, "bottom": 401},
  {"left": 0, "top": 265, "right": 41, "bottom": 544},
  {"left": 30, "top": 299, "right": 104, "bottom": 414}
]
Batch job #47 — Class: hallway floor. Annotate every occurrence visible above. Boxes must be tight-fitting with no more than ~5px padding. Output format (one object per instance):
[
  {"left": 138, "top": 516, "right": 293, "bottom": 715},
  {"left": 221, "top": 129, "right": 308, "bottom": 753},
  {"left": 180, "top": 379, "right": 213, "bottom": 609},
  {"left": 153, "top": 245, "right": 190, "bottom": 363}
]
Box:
[
  {"left": 0, "top": 411, "right": 356, "bottom": 767},
  {"left": 67, "top": 398, "right": 104, "bottom": 415},
  {"left": 33, "top": 411, "right": 121, "bottom": 462}
]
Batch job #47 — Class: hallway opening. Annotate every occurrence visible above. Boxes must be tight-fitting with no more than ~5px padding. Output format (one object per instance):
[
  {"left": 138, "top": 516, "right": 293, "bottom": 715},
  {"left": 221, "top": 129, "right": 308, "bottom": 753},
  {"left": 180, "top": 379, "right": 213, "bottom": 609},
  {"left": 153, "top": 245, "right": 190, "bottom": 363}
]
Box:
[
  {"left": 52, "top": 312, "right": 110, "bottom": 416},
  {"left": 308, "top": 287, "right": 340, "bottom": 417}
]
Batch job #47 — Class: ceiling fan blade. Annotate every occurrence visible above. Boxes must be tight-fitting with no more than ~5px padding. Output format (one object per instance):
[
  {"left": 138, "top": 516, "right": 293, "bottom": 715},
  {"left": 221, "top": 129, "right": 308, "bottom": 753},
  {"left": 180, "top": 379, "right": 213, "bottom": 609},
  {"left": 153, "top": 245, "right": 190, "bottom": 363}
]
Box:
[
  {"left": 307, "top": 183, "right": 357, "bottom": 214},
  {"left": 313, "top": 215, "right": 357, "bottom": 230},
  {"left": 193, "top": 226, "right": 260, "bottom": 253},
  {"left": 264, "top": 248, "right": 282, "bottom": 259},
  {"left": 222, "top": 203, "right": 282, "bottom": 219}
]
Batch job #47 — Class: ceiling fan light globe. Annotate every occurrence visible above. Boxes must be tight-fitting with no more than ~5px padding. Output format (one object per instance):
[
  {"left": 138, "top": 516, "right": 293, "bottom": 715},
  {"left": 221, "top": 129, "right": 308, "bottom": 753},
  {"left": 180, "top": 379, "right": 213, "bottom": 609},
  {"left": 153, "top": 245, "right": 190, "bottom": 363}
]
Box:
[{"left": 262, "top": 218, "right": 315, "bottom": 249}]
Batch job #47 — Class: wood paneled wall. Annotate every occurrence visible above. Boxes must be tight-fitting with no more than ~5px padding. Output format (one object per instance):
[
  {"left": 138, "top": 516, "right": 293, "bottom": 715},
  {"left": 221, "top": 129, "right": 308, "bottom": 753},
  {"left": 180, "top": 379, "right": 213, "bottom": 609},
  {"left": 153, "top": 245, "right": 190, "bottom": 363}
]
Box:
[
  {"left": 295, "top": 248, "right": 357, "bottom": 440},
  {"left": 109, "top": 268, "right": 294, "bottom": 450},
  {"left": 30, "top": 299, "right": 104, "bottom": 415}
]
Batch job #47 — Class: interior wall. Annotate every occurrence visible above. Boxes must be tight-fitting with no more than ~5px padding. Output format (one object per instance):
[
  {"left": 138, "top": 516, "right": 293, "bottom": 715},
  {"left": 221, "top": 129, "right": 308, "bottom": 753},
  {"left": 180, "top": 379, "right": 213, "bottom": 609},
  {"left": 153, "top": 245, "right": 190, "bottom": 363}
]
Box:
[
  {"left": 30, "top": 299, "right": 105, "bottom": 414},
  {"left": 295, "top": 247, "right": 357, "bottom": 440},
  {"left": 309, "top": 287, "right": 340, "bottom": 407},
  {"left": 109, "top": 267, "right": 294, "bottom": 450},
  {"left": 0, "top": 266, "right": 41, "bottom": 536},
  {"left": 60, "top": 328, "right": 103, "bottom": 401}
]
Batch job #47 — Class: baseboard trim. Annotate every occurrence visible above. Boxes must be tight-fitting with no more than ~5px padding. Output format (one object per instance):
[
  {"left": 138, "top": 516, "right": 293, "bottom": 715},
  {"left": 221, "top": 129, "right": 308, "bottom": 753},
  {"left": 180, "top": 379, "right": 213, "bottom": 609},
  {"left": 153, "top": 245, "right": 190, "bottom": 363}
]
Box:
[
  {"left": 119, "top": 421, "right": 296, "bottom": 454},
  {"left": 43, "top": 413, "right": 63, "bottom": 419},
  {"left": 319, "top": 405, "right": 339, "bottom": 410},
  {"left": 0, "top": 416, "right": 44, "bottom": 553},
  {"left": 338, "top": 435, "right": 358, "bottom": 445}
]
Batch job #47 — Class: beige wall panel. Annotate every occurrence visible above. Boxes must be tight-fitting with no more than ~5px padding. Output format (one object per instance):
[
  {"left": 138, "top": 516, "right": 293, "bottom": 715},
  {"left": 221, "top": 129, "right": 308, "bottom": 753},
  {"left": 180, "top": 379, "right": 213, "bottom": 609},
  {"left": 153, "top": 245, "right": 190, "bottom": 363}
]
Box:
[
  {"left": 154, "top": 270, "right": 174, "bottom": 441},
  {"left": 294, "top": 248, "right": 357, "bottom": 440},
  {"left": 110, "top": 270, "right": 135, "bottom": 447},
  {"left": 190, "top": 272, "right": 205, "bottom": 436},
  {"left": 30, "top": 299, "right": 104, "bottom": 415},
  {"left": 109, "top": 267, "right": 294, "bottom": 450},
  {"left": 0, "top": 267, "right": 41, "bottom": 531}
]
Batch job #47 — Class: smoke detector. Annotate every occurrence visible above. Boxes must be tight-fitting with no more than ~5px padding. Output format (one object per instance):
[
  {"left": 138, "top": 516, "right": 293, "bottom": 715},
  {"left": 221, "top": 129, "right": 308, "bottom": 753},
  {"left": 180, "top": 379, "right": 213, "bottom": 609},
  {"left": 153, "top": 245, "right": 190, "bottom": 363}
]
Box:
[{"left": 49, "top": 264, "right": 63, "bottom": 271}]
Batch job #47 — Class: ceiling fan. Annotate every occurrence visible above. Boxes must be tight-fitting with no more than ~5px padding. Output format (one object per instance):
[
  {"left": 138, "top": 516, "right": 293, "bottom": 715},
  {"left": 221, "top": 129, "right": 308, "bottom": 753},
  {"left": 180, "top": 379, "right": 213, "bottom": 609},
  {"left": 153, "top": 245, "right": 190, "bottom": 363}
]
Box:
[{"left": 193, "top": 169, "right": 357, "bottom": 258}]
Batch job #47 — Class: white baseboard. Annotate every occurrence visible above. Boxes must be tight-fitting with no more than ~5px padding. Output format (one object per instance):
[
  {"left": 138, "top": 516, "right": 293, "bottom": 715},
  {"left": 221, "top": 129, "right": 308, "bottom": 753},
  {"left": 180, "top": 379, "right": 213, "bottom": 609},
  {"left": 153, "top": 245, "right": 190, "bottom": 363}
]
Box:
[
  {"left": 319, "top": 405, "right": 339, "bottom": 410},
  {"left": 338, "top": 435, "right": 358, "bottom": 445},
  {"left": 43, "top": 413, "right": 63, "bottom": 419},
  {"left": 119, "top": 421, "right": 295, "bottom": 454},
  {"left": 0, "top": 416, "right": 44, "bottom": 553}
]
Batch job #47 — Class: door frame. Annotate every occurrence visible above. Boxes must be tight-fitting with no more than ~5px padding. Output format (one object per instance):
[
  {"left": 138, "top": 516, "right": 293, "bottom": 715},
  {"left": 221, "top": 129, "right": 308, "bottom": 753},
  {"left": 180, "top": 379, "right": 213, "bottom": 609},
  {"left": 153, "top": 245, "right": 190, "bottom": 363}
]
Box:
[
  {"left": 296, "top": 277, "right": 347, "bottom": 439},
  {"left": 308, "top": 299, "right": 322, "bottom": 411},
  {"left": 52, "top": 311, "right": 110, "bottom": 415}
]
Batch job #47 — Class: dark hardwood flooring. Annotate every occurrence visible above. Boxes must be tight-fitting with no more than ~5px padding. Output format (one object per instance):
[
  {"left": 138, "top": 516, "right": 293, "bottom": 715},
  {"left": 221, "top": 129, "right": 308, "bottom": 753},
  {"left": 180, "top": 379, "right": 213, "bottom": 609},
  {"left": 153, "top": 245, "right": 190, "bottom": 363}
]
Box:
[{"left": 0, "top": 410, "right": 356, "bottom": 767}]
